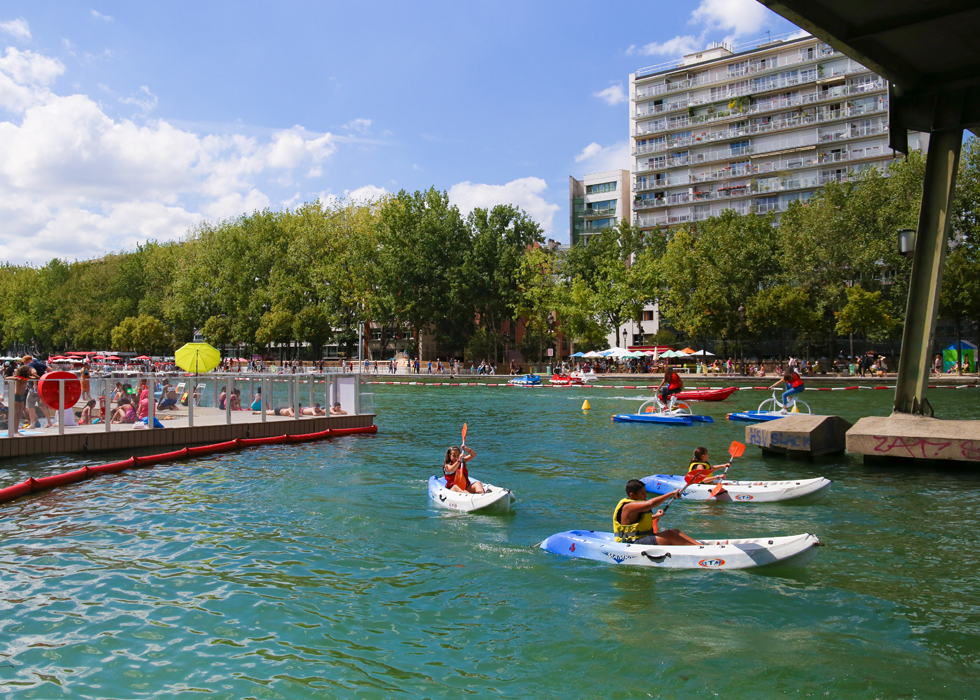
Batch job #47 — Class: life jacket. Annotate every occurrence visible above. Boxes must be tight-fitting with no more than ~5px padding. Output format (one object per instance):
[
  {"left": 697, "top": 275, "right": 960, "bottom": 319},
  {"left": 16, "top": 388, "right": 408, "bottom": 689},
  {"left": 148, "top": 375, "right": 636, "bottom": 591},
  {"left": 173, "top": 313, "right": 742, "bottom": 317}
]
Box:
[
  {"left": 180, "top": 392, "right": 189, "bottom": 406},
  {"left": 613, "top": 498, "right": 655, "bottom": 543},
  {"left": 444, "top": 462, "right": 469, "bottom": 489},
  {"left": 688, "top": 461, "right": 714, "bottom": 476},
  {"left": 667, "top": 373, "right": 683, "bottom": 390},
  {"left": 786, "top": 372, "right": 804, "bottom": 389}
]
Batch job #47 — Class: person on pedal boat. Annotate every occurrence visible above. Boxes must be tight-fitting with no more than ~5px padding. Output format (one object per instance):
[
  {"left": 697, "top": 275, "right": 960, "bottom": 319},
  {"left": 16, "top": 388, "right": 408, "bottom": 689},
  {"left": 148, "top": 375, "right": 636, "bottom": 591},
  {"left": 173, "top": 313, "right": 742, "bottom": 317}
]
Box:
[
  {"left": 687, "top": 446, "right": 728, "bottom": 484},
  {"left": 768, "top": 370, "right": 805, "bottom": 411},
  {"left": 443, "top": 445, "right": 485, "bottom": 494},
  {"left": 656, "top": 367, "right": 684, "bottom": 407},
  {"left": 614, "top": 480, "right": 700, "bottom": 546}
]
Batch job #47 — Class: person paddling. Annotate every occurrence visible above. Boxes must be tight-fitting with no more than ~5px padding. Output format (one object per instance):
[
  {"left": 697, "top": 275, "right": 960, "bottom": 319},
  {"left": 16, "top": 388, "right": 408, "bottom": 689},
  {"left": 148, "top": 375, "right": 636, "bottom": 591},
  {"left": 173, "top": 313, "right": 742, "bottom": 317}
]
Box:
[
  {"left": 656, "top": 366, "right": 684, "bottom": 407},
  {"left": 687, "top": 446, "right": 729, "bottom": 484},
  {"left": 613, "top": 479, "right": 700, "bottom": 546},
  {"left": 769, "top": 369, "right": 805, "bottom": 412},
  {"left": 443, "top": 444, "right": 485, "bottom": 494}
]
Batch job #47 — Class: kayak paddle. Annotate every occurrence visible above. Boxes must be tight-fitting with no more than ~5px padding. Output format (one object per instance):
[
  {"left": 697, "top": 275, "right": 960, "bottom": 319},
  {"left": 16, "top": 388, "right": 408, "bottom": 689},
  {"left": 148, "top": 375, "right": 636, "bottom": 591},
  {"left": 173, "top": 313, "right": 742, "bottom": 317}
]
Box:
[
  {"left": 709, "top": 440, "right": 746, "bottom": 498},
  {"left": 454, "top": 423, "right": 468, "bottom": 490},
  {"left": 652, "top": 470, "right": 709, "bottom": 534}
]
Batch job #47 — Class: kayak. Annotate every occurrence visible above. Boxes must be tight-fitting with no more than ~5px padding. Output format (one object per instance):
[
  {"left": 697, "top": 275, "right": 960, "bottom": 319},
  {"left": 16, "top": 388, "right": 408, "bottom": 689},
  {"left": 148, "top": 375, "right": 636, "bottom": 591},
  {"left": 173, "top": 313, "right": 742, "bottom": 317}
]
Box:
[
  {"left": 612, "top": 413, "right": 713, "bottom": 425},
  {"left": 675, "top": 387, "right": 738, "bottom": 402},
  {"left": 550, "top": 374, "right": 584, "bottom": 386},
  {"left": 427, "top": 476, "right": 516, "bottom": 513},
  {"left": 507, "top": 374, "right": 541, "bottom": 386},
  {"left": 539, "top": 530, "right": 822, "bottom": 569},
  {"left": 727, "top": 410, "right": 786, "bottom": 422},
  {"left": 642, "top": 474, "right": 832, "bottom": 502}
]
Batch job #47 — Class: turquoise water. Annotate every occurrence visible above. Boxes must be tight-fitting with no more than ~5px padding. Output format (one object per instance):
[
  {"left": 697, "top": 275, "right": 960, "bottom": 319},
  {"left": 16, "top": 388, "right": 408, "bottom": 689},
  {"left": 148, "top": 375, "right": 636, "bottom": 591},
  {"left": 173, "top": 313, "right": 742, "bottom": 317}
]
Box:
[{"left": 1, "top": 384, "right": 979, "bottom": 699}]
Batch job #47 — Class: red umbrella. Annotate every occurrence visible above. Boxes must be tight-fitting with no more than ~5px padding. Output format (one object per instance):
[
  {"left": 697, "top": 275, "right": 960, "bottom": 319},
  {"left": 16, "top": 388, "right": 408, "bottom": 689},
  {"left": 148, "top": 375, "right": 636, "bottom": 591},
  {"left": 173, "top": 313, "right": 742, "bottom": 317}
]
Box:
[
  {"left": 105, "top": 356, "right": 123, "bottom": 361},
  {"left": 49, "top": 355, "right": 69, "bottom": 360},
  {"left": 135, "top": 355, "right": 152, "bottom": 360}
]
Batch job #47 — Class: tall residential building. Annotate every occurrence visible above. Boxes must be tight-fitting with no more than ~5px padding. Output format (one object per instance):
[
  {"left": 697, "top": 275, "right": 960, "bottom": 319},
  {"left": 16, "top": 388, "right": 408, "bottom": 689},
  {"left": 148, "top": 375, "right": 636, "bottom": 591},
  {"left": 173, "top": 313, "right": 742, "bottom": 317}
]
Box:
[
  {"left": 629, "top": 35, "right": 927, "bottom": 230},
  {"left": 569, "top": 169, "right": 630, "bottom": 246}
]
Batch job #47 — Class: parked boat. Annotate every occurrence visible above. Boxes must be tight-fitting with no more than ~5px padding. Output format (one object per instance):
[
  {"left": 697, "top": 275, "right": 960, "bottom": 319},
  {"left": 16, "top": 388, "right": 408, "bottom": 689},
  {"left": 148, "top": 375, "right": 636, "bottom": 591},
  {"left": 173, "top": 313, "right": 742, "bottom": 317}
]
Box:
[
  {"left": 675, "top": 386, "right": 737, "bottom": 402},
  {"left": 507, "top": 374, "right": 541, "bottom": 386}
]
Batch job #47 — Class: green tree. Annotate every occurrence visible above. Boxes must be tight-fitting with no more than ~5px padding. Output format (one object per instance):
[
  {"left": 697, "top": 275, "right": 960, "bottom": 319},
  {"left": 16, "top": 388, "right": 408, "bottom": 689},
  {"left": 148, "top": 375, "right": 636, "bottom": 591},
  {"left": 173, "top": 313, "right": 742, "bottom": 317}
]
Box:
[{"left": 835, "top": 285, "right": 899, "bottom": 342}]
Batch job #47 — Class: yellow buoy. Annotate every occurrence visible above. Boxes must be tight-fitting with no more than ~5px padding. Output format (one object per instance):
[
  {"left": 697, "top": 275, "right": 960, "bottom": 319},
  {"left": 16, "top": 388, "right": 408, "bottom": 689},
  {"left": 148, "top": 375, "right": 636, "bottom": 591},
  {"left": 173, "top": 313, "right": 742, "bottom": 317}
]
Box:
[{"left": 582, "top": 399, "right": 591, "bottom": 410}]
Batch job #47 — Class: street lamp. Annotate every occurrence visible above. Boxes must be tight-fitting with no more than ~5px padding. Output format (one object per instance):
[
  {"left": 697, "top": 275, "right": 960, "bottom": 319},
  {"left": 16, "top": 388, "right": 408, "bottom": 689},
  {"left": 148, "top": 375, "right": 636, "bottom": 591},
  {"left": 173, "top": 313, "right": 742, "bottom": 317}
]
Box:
[
  {"left": 898, "top": 228, "right": 915, "bottom": 258},
  {"left": 622, "top": 327, "right": 628, "bottom": 349}
]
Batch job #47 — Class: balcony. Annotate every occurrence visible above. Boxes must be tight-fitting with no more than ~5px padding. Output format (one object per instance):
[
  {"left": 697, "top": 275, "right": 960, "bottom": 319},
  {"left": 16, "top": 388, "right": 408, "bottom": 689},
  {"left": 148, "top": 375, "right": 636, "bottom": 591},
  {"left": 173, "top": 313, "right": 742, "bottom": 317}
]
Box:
[
  {"left": 634, "top": 45, "right": 844, "bottom": 98},
  {"left": 582, "top": 206, "right": 616, "bottom": 218}
]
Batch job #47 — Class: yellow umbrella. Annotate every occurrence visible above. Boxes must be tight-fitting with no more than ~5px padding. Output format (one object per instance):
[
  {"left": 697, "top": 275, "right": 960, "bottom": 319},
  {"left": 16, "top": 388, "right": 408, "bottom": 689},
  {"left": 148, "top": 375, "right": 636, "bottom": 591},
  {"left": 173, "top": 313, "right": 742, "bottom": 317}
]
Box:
[{"left": 175, "top": 342, "right": 221, "bottom": 373}]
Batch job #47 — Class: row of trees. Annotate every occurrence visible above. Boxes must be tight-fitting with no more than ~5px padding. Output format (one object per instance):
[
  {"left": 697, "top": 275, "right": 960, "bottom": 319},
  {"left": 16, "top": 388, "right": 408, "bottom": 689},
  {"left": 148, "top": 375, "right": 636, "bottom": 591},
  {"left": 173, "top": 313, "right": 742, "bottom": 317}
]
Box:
[{"left": 3, "top": 139, "right": 980, "bottom": 361}]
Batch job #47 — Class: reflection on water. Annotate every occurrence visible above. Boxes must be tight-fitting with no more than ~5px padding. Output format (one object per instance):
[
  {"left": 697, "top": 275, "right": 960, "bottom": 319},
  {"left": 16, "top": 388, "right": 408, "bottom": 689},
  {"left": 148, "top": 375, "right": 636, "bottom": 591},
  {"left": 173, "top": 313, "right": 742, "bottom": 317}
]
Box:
[{"left": 1, "top": 385, "right": 979, "bottom": 698}]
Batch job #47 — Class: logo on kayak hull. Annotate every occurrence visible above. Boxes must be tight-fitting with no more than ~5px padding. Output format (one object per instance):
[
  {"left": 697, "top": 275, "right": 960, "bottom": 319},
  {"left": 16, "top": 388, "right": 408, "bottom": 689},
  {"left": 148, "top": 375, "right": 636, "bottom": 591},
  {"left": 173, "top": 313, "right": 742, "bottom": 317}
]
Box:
[
  {"left": 605, "top": 552, "right": 635, "bottom": 563},
  {"left": 735, "top": 494, "right": 753, "bottom": 501},
  {"left": 698, "top": 558, "right": 725, "bottom": 567}
]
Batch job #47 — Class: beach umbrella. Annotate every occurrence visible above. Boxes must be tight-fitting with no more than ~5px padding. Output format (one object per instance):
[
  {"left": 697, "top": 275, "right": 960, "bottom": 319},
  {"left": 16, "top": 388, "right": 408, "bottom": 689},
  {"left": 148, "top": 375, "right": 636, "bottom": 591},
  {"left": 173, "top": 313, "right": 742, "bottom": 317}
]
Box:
[
  {"left": 692, "top": 350, "right": 715, "bottom": 356},
  {"left": 583, "top": 351, "right": 602, "bottom": 358},
  {"left": 105, "top": 355, "right": 123, "bottom": 361},
  {"left": 680, "top": 347, "right": 696, "bottom": 354},
  {"left": 135, "top": 355, "right": 152, "bottom": 360},
  {"left": 175, "top": 342, "right": 221, "bottom": 373},
  {"left": 569, "top": 351, "right": 585, "bottom": 357}
]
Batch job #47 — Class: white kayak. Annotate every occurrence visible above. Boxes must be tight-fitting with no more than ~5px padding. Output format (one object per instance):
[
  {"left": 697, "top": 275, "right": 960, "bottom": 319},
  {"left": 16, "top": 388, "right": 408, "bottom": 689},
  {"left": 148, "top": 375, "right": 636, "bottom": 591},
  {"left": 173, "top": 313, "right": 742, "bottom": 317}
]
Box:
[
  {"left": 642, "top": 474, "right": 832, "bottom": 503},
  {"left": 427, "top": 475, "right": 516, "bottom": 514},
  {"left": 539, "top": 530, "right": 822, "bottom": 569}
]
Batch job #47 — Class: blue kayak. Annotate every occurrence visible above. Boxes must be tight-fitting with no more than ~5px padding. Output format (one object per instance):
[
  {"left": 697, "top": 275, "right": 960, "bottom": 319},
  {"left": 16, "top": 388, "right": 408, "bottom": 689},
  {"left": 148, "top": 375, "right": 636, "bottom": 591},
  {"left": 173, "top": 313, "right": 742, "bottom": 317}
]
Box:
[{"left": 507, "top": 374, "right": 541, "bottom": 386}]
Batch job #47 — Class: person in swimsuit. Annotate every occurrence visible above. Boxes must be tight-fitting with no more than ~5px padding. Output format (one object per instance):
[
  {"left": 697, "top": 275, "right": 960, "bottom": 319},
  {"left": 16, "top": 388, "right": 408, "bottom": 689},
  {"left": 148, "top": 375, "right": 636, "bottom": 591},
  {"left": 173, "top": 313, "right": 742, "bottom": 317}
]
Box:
[
  {"left": 329, "top": 402, "right": 347, "bottom": 415},
  {"left": 10, "top": 366, "right": 30, "bottom": 436},
  {"left": 443, "top": 445, "right": 484, "bottom": 494},
  {"left": 253, "top": 406, "right": 295, "bottom": 417}
]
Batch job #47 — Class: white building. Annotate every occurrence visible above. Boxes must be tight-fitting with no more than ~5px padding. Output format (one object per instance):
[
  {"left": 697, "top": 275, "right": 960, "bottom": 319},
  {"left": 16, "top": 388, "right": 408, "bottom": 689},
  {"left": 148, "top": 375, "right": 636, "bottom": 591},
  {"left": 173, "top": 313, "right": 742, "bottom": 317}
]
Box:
[
  {"left": 629, "top": 35, "right": 926, "bottom": 230},
  {"left": 569, "top": 170, "right": 630, "bottom": 246}
]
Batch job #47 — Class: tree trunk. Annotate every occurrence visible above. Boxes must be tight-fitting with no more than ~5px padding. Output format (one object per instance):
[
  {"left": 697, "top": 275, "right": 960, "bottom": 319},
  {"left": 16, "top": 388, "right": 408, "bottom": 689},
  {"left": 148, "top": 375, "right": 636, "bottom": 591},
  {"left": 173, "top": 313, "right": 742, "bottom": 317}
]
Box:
[{"left": 957, "top": 318, "right": 963, "bottom": 375}]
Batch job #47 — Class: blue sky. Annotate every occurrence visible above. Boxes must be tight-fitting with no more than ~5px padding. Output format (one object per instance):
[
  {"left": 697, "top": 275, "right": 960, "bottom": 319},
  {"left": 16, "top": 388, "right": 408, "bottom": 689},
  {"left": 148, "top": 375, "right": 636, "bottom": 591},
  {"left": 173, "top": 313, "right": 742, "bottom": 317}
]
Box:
[{"left": 0, "top": 1, "right": 800, "bottom": 264}]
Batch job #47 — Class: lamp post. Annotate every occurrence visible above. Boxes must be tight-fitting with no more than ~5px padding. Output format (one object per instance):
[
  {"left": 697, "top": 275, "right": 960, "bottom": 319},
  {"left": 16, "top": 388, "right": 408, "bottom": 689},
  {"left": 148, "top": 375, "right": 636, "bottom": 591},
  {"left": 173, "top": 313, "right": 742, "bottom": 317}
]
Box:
[
  {"left": 737, "top": 304, "right": 746, "bottom": 375},
  {"left": 898, "top": 228, "right": 916, "bottom": 258},
  {"left": 622, "top": 327, "right": 628, "bottom": 349}
]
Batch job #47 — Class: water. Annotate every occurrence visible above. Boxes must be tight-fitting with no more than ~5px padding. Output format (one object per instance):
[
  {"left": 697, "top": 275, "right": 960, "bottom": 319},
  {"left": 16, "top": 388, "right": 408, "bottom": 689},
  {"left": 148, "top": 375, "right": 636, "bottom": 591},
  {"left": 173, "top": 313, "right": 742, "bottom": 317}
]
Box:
[{"left": 1, "top": 384, "right": 979, "bottom": 699}]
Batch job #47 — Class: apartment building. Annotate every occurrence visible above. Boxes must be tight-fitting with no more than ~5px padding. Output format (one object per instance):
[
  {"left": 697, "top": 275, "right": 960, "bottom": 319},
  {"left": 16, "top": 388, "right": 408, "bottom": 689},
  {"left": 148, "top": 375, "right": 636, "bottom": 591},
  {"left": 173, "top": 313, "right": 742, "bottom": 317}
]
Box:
[
  {"left": 629, "top": 35, "right": 926, "bottom": 230},
  {"left": 568, "top": 170, "right": 630, "bottom": 246}
]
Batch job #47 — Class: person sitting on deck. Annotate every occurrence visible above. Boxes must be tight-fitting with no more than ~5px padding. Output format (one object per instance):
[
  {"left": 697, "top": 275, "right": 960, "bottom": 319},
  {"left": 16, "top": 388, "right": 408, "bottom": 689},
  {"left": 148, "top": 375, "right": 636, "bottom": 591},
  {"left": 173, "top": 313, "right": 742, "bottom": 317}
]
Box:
[
  {"left": 687, "top": 446, "right": 728, "bottom": 484},
  {"left": 111, "top": 398, "right": 138, "bottom": 424},
  {"left": 229, "top": 389, "right": 243, "bottom": 411},
  {"left": 250, "top": 387, "right": 262, "bottom": 411},
  {"left": 329, "top": 402, "right": 347, "bottom": 415},
  {"left": 443, "top": 445, "right": 484, "bottom": 494},
  {"left": 78, "top": 400, "right": 96, "bottom": 425},
  {"left": 157, "top": 382, "right": 179, "bottom": 410},
  {"left": 614, "top": 480, "right": 700, "bottom": 546},
  {"left": 768, "top": 369, "right": 805, "bottom": 411}
]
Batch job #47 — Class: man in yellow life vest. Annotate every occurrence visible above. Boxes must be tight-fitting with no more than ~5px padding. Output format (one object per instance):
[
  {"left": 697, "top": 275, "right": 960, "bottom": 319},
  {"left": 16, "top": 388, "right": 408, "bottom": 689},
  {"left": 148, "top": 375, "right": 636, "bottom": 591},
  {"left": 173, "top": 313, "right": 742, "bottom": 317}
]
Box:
[{"left": 613, "top": 480, "right": 701, "bottom": 546}]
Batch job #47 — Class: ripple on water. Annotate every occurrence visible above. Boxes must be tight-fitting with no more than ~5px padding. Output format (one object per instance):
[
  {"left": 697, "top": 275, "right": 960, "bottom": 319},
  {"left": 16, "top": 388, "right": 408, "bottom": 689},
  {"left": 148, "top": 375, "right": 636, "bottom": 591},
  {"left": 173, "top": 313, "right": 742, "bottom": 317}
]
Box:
[{"left": 1, "top": 385, "right": 980, "bottom": 698}]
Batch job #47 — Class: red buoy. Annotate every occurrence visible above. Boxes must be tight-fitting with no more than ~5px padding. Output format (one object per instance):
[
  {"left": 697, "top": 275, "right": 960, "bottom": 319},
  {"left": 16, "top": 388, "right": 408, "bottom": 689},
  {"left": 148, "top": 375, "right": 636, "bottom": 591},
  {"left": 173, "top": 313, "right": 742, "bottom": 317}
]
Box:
[{"left": 37, "top": 371, "right": 82, "bottom": 410}]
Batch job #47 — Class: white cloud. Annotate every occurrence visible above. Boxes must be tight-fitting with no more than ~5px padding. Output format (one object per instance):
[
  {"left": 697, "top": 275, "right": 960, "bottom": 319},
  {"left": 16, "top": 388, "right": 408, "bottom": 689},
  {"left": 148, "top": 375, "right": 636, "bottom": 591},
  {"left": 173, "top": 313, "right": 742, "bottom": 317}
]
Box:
[
  {"left": 344, "top": 118, "right": 372, "bottom": 133},
  {"left": 319, "top": 184, "right": 388, "bottom": 208},
  {"left": 91, "top": 10, "right": 113, "bottom": 21},
  {"left": 593, "top": 83, "right": 626, "bottom": 106},
  {"left": 120, "top": 85, "right": 158, "bottom": 113},
  {"left": 0, "top": 19, "right": 31, "bottom": 41},
  {"left": 574, "top": 141, "right": 630, "bottom": 174},
  {"left": 0, "top": 45, "right": 345, "bottom": 263},
  {"left": 448, "top": 177, "right": 559, "bottom": 238},
  {"left": 630, "top": 0, "right": 776, "bottom": 58}
]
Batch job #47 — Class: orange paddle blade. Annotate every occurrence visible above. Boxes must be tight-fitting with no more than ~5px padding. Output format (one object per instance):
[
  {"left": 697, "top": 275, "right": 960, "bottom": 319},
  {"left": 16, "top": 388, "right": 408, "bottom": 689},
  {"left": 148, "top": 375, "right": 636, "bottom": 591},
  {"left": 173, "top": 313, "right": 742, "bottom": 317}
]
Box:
[
  {"left": 461, "top": 423, "right": 467, "bottom": 444},
  {"left": 454, "top": 468, "right": 467, "bottom": 490},
  {"left": 729, "top": 441, "right": 745, "bottom": 458},
  {"left": 709, "top": 483, "right": 727, "bottom": 498}
]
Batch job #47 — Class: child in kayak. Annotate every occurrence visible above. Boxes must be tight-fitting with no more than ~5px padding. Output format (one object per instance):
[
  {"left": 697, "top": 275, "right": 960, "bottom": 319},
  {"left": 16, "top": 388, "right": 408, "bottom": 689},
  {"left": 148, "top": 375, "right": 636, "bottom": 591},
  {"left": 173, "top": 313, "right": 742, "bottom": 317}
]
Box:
[
  {"left": 657, "top": 367, "right": 684, "bottom": 407},
  {"left": 687, "top": 446, "right": 729, "bottom": 483},
  {"left": 443, "top": 445, "right": 485, "bottom": 494},
  {"left": 614, "top": 480, "right": 700, "bottom": 546},
  {"left": 769, "top": 369, "right": 805, "bottom": 411}
]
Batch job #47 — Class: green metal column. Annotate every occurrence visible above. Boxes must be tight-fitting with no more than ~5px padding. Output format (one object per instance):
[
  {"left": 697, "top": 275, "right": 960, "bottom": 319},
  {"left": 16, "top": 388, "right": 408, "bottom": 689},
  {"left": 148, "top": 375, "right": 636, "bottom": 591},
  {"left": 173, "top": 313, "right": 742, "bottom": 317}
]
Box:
[{"left": 893, "top": 127, "right": 963, "bottom": 415}]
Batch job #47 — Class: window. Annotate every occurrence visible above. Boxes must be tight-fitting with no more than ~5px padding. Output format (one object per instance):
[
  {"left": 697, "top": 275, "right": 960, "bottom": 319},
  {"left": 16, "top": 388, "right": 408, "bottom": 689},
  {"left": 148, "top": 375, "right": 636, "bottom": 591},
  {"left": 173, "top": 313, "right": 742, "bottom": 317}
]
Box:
[
  {"left": 730, "top": 160, "right": 750, "bottom": 176},
  {"left": 584, "top": 217, "right": 615, "bottom": 231},
  {"left": 800, "top": 47, "right": 815, "bottom": 61},
  {"left": 730, "top": 140, "right": 750, "bottom": 156},
  {"left": 586, "top": 181, "right": 617, "bottom": 194},
  {"left": 587, "top": 200, "right": 616, "bottom": 215}
]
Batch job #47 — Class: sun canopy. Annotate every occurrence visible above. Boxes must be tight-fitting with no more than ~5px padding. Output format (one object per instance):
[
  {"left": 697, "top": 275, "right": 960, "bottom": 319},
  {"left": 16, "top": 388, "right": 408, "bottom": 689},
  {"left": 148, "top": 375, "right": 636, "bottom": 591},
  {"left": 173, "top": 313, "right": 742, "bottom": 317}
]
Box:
[
  {"left": 583, "top": 351, "right": 603, "bottom": 358},
  {"left": 175, "top": 342, "right": 221, "bottom": 373},
  {"left": 569, "top": 351, "right": 586, "bottom": 357},
  {"left": 691, "top": 350, "right": 715, "bottom": 356}
]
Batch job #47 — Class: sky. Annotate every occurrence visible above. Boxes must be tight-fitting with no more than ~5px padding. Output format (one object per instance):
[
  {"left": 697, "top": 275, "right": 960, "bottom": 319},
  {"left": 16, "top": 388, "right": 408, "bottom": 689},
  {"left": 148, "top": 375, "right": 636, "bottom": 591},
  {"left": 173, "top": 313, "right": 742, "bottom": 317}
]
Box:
[{"left": 0, "top": 0, "right": 802, "bottom": 264}]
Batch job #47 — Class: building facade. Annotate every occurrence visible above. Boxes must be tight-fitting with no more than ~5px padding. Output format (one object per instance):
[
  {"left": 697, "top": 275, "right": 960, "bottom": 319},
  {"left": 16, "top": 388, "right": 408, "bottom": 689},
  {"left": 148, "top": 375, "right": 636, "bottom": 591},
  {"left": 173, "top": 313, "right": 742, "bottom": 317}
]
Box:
[
  {"left": 569, "top": 170, "right": 630, "bottom": 246},
  {"left": 629, "top": 35, "right": 926, "bottom": 230}
]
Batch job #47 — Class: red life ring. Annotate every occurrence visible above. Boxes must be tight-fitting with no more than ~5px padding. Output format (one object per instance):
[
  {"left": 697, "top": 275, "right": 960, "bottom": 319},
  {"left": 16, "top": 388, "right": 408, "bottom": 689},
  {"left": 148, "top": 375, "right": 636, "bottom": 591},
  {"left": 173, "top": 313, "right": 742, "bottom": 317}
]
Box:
[{"left": 37, "top": 371, "right": 82, "bottom": 410}]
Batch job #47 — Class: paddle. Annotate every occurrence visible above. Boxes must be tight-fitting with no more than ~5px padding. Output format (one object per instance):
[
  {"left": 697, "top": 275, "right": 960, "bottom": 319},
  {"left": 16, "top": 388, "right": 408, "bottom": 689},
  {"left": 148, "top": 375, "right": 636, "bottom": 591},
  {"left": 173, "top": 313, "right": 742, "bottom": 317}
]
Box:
[
  {"left": 708, "top": 441, "right": 746, "bottom": 498},
  {"left": 651, "top": 470, "right": 710, "bottom": 533},
  {"left": 454, "top": 423, "right": 468, "bottom": 490}
]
